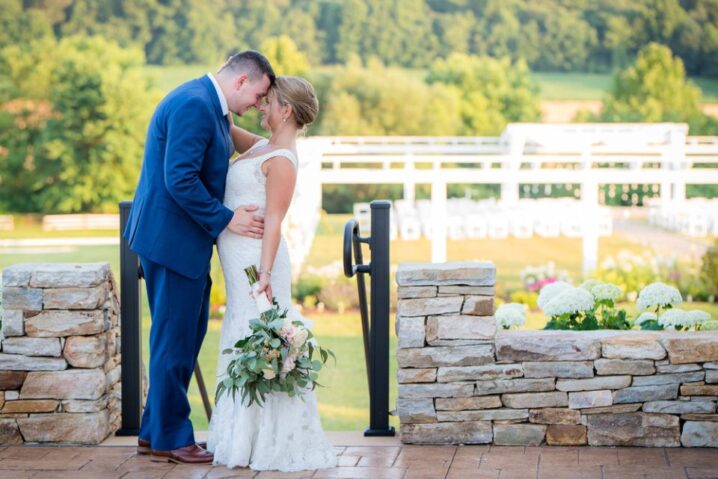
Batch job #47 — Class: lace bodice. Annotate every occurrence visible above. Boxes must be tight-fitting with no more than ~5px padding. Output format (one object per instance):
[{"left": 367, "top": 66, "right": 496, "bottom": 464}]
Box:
[{"left": 222, "top": 138, "right": 298, "bottom": 212}]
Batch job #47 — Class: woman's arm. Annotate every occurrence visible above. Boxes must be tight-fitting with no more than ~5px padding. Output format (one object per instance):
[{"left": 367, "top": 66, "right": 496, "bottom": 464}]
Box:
[
  {"left": 228, "top": 115, "right": 264, "bottom": 154},
  {"left": 254, "top": 156, "right": 297, "bottom": 299}
]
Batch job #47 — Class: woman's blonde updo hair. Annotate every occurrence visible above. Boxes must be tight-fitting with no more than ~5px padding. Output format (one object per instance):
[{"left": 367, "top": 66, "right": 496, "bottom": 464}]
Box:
[{"left": 272, "top": 76, "right": 319, "bottom": 131}]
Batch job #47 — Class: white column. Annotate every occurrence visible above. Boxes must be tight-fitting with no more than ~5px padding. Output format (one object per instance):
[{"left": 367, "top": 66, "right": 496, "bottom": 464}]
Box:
[
  {"left": 581, "top": 147, "right": 598, "bottom": 276},
  {"left": 670, "top": 127, "right": 687, "bottom": 203},
  {"left": 403, "top": 156, "right": 415, "bottom": 202},
  {"left": 431, "top": 172, "right": 447, "bottom": 263},
  {"left": 501, "top": 131, "right": 524, "bottom": 203}
]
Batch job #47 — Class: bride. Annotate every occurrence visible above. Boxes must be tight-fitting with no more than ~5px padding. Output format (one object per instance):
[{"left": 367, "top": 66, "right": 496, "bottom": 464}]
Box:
[{"left": 206, "top": 76, "right": 336, "bottom": 471}]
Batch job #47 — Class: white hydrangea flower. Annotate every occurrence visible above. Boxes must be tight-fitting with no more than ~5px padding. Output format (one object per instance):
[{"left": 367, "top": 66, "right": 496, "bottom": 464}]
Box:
[
  {"left": 542, "top": 287, "right": 595, "bottom": 317},
  {"left": 636, "top": 282, "right": 682, "bottom": 311},
  {"left": 591, "top": 282, "right": 623, "bottom": 302},
  {"left": 581, "top": 280, "right": 622, "bottom": 302},
  {"left": 634, "top": 311, "right": 658, "bottom": 326},
  {"left": 537, "top": 281, "right": 572, "bottom": 310},
  {"left": 495, "top": 303, "right": 526, "bottom": 329},
  {"left": 687, "top": 309, "right": 711, "bottom": 327},
  {"left": 658, "top": 309, "right": 688, "bottom": 330}
]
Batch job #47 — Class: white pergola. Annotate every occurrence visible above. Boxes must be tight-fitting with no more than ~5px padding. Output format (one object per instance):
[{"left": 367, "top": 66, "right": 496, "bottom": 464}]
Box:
[{"left": 294, "top": 123, "right": 718, "bottom": 274}]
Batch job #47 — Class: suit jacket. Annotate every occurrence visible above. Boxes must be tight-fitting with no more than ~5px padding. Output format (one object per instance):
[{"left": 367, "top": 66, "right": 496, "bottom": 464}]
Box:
[{"left": 124, "top": 75, "right": 234, "bottom": 279}]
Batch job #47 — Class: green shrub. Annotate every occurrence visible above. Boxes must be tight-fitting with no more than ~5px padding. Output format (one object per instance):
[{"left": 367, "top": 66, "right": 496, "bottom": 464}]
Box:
[{"left": 701, "top": 239, "right": 718, "bottom": 300}]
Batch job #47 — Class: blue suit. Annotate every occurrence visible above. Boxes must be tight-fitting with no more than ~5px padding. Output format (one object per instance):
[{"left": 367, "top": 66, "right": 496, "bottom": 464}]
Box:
[{"left": 124, "top": 75, "right": 234, "bottom": 451}]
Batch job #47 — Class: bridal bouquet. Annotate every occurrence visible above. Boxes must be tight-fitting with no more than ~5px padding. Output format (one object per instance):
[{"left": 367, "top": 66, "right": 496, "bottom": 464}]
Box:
[{"left": 215, "top": 265, "right": 335, "bottom": 407}]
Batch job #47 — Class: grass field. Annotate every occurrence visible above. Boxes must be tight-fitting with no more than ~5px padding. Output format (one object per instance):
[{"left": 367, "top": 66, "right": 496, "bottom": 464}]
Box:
[{"left": 144, "top": 65, "right": 718, "bottom": 102}]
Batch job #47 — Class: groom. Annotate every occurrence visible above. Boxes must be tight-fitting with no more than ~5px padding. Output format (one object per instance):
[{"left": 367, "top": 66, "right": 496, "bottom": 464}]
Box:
[{"left": 124, "top": 51, "right": 276, "bottom": 464}]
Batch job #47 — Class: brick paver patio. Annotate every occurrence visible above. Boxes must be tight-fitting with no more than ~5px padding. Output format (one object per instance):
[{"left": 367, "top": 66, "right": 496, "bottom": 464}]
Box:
[{"left": 1, "top": 434, "right": 717, "bottom": 479}]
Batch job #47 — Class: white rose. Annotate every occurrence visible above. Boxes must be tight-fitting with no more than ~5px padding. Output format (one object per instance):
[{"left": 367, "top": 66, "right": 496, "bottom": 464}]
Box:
[{"left": 262, "top": 368, "right": 276, "bottom": 380}]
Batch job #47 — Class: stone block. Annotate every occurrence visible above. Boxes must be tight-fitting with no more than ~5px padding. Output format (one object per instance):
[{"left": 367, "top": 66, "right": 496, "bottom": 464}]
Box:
[
  {"left": 632, "top": 371, "right": 705, "bottom": 386},
  {"left": 397, "top": 316, "right": 425, "bottom": 348},
  {"left": 397, "top": 345, "right": 494, "bottom": 368},
  {"left": 523, "top": 361, "right": 594, "bottom": 379},
  {"left": 2, "top": 337, "right": 62, "bottom": 357},
  {"left": 496, "top": 331, "right": 601, "bottom": 361},
  {"left": 557, "top": 376, "right": 631, "bottom": 392},
  {"left": 61, "top": 396, "right": 109, "bottom": 413},
  {"left": 656, "top": 363, "right": 702, "bottom": 373},
  {"left": 502, "top": 392, "right": 567, "bottom": 408},
  {"left": 396, "top": 262, "right": 496, "bottom": 287},
  {"left": 705, "top": 362, "right": 718, "bottom": 369},
  {"left": 661, "top": 334, "right": 718, "bottom": 364},
  {"left": 643, "top": 400, "right": 715, "bottom": 414},
  {"left": 707, "top": 370, "right": 718, "bottom": 384},
  {"left": 20, "top": 370, "right": 106, "bottom": 400},
  {"left": 397, "top": 297, "right": 463, "bottom": 317},
  {"left": 396, "top": 398, "right": 435, "bottom": 424},
  {"left": 568, "top": 390, "right": 613, "bottom": 409},
  {"left": 25, "top": 310, "right": 105, "bottom": 337},
  {"left": 43, "top": 285, "right": 108, "bottom": 310},
  {"left": 529, "top": 408, "right": 581, "bottom": 425},
  {"left": 461, "top": 296, "right": 494, "bottom": 316},
  {"left": 401, "top": 421, "right": 492, "bottom": 444},
  {"left": 2, "top": 400, "right": 58, "bottom": 413},
  {"left": 581, "top": 404, "right": 642, "bottom": 415},
  {"left": 680, "top": 384, "right": 718, "bottom": 396},
  {"left": 0, "top": 353, "right": 67, "bottom": 371},
  {"left": 0, "top": 418, "right": 23, "bottom": 444},
  {"left": 0, "top": 371, "right": 27, "bottom": 389},
  {"left": 398, "top": 383, "right": 474, "bottom": 399},
  {"left": 2, "top": 310, "right": 24, "bottom": 337},
  {"left": 613, "top": 384, "right": 679, "bottom": 403},
  {"left": 493, "top": 424, "right": 546, "bottom": 446},
  {"left": 17, "top": 411, "right": 110, "bottom": 444},
  {"left": 476, "top": 378, "right": 555, "bottom": 396},
  {"left": 681, "top": 414, "right": 718, "bottom": 422},
  {"left": 438, "top": 409, "right": 528, "bottom": 422},
  {"left": 586, "top": 413, "right": 680, "bottom": 447},
  {"left": 2, "top": 265, "right": 32, "bottom": 287},
  {"left": 27, "top": 263, "right": 110, "bottom": 288},
  {"left": 427, "top": 315, "right": 495, "bottom": 342},
  {"left": 397, "top": 368, "right": 436, "bottom": 383},
  {"left": 438, "top": 285, "right": 495, "bottom": 296},
  {"left": 594, "top": 359, "right": 655, "bottom": 376},
  {"left": 435, "top": 396, "right": 502, "bottom": 411},
  {"left": 546, "top": 425, "right": 587, "bottom": 446},
  {"left": 3, "top": 287, "right": 42, "bottom": 311},
  {"left": 437, "top": 364, "right": 522, "bottom": 383},
  {"left": 397, "top": 286, "right": 437, "bottom": 299},
  {"left": 601, "top": 334, "right": 666, "bottom": 360},
  {"left": 681, "top": 421, "right": 718, "bottom": 447}
]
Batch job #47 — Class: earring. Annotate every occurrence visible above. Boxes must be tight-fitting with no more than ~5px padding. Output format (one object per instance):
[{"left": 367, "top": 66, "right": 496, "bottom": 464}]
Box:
[{"left": 283, "top": 118, "right": 287, "bottom": 123}]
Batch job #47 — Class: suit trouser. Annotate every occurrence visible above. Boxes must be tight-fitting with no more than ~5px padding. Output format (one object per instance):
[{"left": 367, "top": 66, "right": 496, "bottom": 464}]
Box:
[{"left": 138, "top": 256, "right": 211, "bottom": 451}]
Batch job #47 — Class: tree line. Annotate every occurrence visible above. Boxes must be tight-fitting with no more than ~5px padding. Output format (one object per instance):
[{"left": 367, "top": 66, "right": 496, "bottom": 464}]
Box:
[{"left": 2, "top": 0, "right": 717, "bottom": 76}]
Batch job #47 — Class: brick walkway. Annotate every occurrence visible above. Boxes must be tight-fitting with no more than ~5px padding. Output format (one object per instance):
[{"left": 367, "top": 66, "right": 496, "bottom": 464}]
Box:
[{"left": 1, "top": 443, "right": 718, "bottom": 479}]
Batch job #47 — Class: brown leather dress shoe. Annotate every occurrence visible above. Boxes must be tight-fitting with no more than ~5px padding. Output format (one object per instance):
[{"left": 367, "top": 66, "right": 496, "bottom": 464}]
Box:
[
  {"left": 150, "top": 444, "right": 213, "bottom": 464},
  {"left": 137, "top": 438, "right": 207, "bottom": 455}
]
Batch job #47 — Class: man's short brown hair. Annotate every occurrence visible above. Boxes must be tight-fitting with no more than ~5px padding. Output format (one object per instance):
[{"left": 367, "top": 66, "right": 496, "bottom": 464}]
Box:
[{"left": 220, "top": 50, "right": 276, "bottom": 86}]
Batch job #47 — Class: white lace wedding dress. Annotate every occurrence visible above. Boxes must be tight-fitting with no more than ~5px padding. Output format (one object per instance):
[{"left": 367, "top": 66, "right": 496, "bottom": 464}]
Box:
[{"left": 207, "top": 139, "right": 337, "bottom": 471}]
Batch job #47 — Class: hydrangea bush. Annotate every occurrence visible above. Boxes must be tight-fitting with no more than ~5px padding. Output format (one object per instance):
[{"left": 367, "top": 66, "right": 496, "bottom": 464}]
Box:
[
  {"left": 538, "top": 279, "right": 629, "bottom": 330},
  {"left": 495, "top": 303, "right": 527, "bottom": 330}
]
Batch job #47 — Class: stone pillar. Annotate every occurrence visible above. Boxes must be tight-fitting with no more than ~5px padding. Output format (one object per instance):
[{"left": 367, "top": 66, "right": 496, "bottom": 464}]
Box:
[
  {"left": 1, "top": 263, "right": 121, "bottom": 444},
  {"left": 395, "top": 262, "right": 497, "bottom": 444}
]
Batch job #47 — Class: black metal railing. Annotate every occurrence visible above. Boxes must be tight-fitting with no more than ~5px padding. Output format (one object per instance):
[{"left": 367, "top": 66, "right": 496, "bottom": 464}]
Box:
[
  {"left": 343, "top": 200, "right": 395, "bottom": 437},
  {"left": 117, "top": 200, "right": 212, "bottom": 436}
]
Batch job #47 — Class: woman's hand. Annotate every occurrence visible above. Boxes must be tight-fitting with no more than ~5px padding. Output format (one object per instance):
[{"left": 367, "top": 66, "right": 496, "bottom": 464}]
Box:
[{"left": 254, "top": 271, "right": 272, "bottom": 302}]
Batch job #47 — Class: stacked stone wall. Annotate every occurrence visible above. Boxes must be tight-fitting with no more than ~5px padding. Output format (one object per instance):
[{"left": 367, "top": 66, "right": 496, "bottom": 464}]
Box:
[
  {"left": 396, "top": 262, "right": 718, "bottom": 447},
  {"left": 1, "top": 263, "right": 121, "bottom": 444}
]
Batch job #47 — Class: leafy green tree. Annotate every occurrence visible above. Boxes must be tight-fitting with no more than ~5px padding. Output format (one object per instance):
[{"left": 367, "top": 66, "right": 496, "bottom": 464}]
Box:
[
  {"left": 260, "top": 36, "right": 310, "bottom": 76},
  {"left": 0, "top": 36, "right": 156, "bottom": 213},
  {"left": 579, "top": 43, "right": 718, "bottom": 134},
  {"left": 427, "top": 53, "right": 541, "bottom": 135}
]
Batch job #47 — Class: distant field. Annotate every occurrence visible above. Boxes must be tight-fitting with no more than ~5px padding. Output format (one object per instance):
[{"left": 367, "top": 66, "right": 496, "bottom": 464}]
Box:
[{"left": 144, "top": 65, "right": 718, "bottom": 102}]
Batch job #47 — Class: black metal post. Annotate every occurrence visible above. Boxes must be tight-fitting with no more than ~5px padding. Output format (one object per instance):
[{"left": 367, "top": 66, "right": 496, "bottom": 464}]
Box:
[
  {"left": 117, "top": 201, "right": 143, "bottom": 436},
  {"left": 365, "top": 200, "right": 395, "bottom": 436}
]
